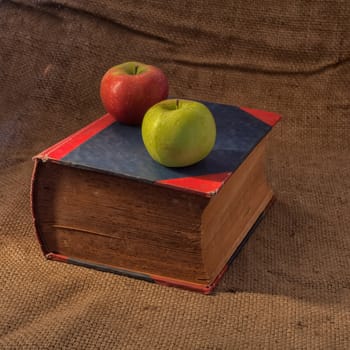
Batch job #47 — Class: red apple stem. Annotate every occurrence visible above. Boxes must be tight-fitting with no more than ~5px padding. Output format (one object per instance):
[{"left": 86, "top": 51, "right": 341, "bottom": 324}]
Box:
[{"left": 135, "top": 65, "right": 138, "bottom": 75}]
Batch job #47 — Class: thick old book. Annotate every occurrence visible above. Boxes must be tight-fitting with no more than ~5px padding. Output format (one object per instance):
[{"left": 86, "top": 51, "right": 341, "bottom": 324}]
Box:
[{"left": 31, "top": 100, "right": 281, "bottom": 294}]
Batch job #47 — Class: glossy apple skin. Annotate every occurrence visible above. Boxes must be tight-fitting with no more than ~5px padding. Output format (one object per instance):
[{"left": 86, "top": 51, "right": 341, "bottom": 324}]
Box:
[
  {"left": 100, "top": 61, "right": 169, "bottom": 125},
  {"left": 142, "top": 99, "right": 216, "bottom": 167}
]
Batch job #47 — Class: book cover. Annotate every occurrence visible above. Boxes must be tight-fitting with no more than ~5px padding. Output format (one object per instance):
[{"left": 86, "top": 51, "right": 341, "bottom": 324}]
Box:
[
  {"left": 32, "top": 100, "right": 281, "bottom": 294},
  {"left": 34, "top": 101, "right": 280, "bottom": 195}
]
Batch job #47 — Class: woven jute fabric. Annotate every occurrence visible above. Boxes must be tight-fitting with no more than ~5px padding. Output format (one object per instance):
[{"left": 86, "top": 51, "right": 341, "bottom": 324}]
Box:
[{"left": 1, "top": 1, "right": 349, "bottom": 348}]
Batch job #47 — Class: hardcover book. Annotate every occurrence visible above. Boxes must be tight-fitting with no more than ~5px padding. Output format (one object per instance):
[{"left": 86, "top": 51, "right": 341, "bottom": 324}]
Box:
[{"left": 31, "top": 99, "right": 281, "bottom": 294}]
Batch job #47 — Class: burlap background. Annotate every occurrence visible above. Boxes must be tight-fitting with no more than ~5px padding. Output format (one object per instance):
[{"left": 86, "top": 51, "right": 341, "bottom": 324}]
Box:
[{"left": 1, "top": 1, "right": 349, "bottom": 348}]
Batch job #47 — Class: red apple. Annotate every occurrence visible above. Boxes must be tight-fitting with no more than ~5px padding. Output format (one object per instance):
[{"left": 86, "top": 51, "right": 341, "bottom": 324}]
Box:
[{"left": 100, "top": 61, "right": 169, "bottom": 125}]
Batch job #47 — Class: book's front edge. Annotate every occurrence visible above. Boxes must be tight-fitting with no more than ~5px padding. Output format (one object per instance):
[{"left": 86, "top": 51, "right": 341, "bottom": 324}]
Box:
[{"left": 43, "top": 197, "right": 275, "bottom": 295}]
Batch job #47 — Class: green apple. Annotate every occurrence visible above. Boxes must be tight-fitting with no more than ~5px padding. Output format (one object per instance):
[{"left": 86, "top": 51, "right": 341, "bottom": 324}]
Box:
[{"left": 142, "top": 99, "right": 216, "bottom": 167}]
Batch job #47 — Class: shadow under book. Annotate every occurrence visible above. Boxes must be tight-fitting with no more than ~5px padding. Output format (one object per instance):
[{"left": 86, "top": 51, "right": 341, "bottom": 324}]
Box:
[{"left": 31, "top": 100, "right": 281, "bottom": 294}]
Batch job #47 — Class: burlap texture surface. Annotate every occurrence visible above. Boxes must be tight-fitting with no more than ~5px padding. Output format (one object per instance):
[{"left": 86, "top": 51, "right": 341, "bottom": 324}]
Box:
[{"left": 1, "top": 1, "right": 349, "bottom": 348}]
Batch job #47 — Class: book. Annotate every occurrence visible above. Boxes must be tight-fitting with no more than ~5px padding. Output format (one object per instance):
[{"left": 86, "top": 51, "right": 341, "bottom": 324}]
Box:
[{"left": 31, "top": 100, "right": 281, "bottom": 294}]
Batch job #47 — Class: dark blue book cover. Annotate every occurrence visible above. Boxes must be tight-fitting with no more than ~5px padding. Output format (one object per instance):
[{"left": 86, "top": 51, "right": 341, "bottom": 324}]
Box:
[{"left": 35, "top": 101, "right": 280, "bottom": 196}]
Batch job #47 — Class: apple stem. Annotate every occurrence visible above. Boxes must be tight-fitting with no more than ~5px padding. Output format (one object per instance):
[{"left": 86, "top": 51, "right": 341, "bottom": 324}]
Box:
[
  {"left": 176, "top": 99, "right": 179, "bottom": 109},
  {"left": 135, "top": 65, "right": 138, "bottom": 75}
]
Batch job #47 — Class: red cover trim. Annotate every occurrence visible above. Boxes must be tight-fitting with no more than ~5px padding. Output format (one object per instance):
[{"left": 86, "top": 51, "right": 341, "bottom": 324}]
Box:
[
  {"left": 46, "top": 253, "right": 69, "bottom": 263},
  {"left": 157, "top": 172, "right": 232, "bottom": 196},
  {"left": 151, "top": 265, "right": 228, "bottom": 294},
  {"left": 35, "top": 113, "right": 116, "bottom": 161},
  {"left": 240, "top": 107, "right": 281, "bottom": 126}
]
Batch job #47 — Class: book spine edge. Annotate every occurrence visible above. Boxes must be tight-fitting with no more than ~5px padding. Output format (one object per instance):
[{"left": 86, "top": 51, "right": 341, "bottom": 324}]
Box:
[{"left": 31, "top": 158, "right": 49, "bottom": 256}]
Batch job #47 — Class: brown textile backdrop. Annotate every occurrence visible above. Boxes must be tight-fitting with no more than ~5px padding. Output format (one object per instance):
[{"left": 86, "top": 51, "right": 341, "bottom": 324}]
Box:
[{"left": 1, "top": 0, "right": 349, "bottom": 348}]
